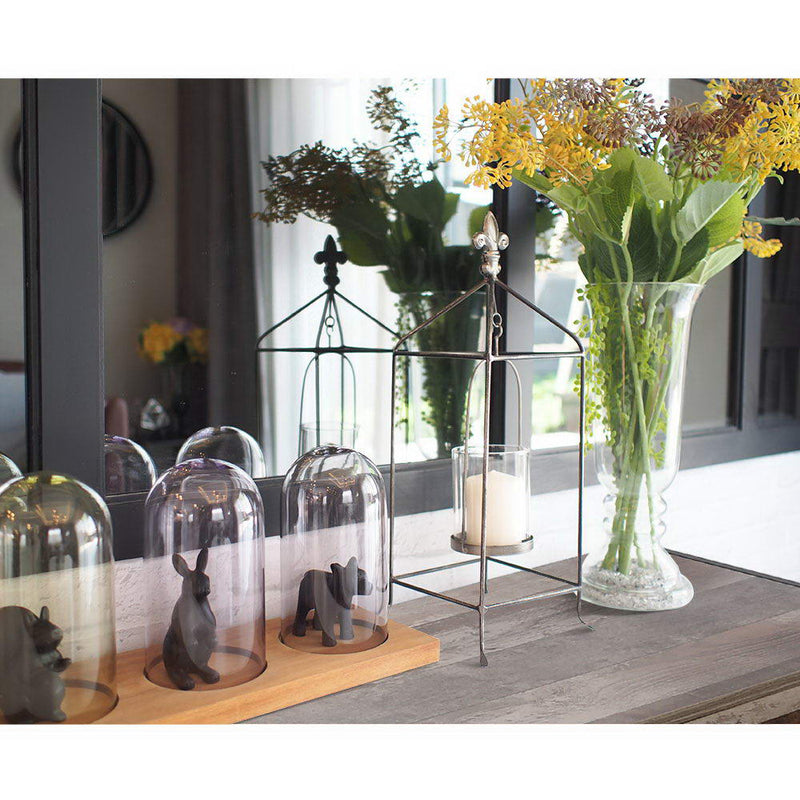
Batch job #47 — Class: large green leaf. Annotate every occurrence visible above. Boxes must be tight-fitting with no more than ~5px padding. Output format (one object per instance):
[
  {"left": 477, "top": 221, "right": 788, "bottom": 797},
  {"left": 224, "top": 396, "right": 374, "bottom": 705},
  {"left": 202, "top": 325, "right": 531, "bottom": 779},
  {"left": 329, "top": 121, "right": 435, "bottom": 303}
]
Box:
[
  {"left": 392, "top": 178, "right": 448, "bottom": 227},
  {"left": 706, "top": 192, "right": 746, "bottom": 249},
  {"left": 468, "top": 204, "right": 491, "bottom": 239},
  {"left": 682, "top": 242, "right": 744, "bottom": 284},
  {"left": 331, "top": 199, "right": 390, "bottom": 267},
  {"left": 676, "top": 181, "right": 743, "bottom": 243},
  {"left": 626, "top": 200, "right": 661, "bottom": 281},
  {"left": 631, "top": 153, "right": 673, "bottom": 203},
  {"left": 512, "top": 169, "right": 553, "bottom": 196}
]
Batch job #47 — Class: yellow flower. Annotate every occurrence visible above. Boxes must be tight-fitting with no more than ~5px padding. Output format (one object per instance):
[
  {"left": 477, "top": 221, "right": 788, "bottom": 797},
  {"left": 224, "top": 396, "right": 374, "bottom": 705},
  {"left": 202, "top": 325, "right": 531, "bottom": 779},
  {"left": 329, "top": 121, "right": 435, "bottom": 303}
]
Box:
[
  {"left": 187, "top": 327, "right": 209, "bottom": 363},
  {"left": 741, "top": 219, "right": 783, "bottom": 258},
  {"left": 139, "top": 322, "right": 182, "bottom": 365}
]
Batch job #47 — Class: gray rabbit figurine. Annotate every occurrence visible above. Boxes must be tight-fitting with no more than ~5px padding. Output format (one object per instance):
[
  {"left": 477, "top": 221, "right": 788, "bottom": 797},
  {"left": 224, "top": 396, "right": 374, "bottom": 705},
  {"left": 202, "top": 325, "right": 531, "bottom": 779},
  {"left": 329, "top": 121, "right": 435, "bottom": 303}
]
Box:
[
  {"left": 162, "top": 547, "right": 220, "bottom": 690},
  {"left": 0, "top": 605, "right": 70, "bottom": 723}
]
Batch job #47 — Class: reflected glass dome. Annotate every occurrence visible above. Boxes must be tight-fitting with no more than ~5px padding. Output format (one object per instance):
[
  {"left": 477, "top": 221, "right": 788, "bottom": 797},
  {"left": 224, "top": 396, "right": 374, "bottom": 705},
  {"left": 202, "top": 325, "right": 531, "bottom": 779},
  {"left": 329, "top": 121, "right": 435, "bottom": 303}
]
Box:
[
  {"left": 104, "top": 434, "right": 158, "bottom": 495},
  {"left": 0, "top": 452, "right": 21, "bottom": 487},
  {"left": 177, "top": 426, "right": 266, "bottom": 479},
  {"left": 0, "top": 473, "right": 117, "bottom": 724},
  {"left": 280, "top": 446, "right": 388, "bottom": 654},
  {"left": 143, "top": 458, "right": 266, "bottom": 691}
]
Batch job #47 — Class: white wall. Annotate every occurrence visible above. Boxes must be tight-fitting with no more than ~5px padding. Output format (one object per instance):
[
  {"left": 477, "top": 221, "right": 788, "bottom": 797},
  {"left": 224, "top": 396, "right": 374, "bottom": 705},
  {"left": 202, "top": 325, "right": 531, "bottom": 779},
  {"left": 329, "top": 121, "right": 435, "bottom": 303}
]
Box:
[{"left": 102, "top": 79, "right": 178, "bottom": 406}]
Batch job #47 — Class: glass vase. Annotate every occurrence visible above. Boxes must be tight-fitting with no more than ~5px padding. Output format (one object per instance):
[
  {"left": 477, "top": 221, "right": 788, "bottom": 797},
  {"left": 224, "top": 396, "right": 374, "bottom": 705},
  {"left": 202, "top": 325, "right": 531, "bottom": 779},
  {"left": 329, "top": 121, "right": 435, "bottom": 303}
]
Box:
[
  {"left": 582, "top": 282, "right": 702, "bottom": 611},
  {"left": 395, "top": 291, "right": 485, "bottom": 460}
]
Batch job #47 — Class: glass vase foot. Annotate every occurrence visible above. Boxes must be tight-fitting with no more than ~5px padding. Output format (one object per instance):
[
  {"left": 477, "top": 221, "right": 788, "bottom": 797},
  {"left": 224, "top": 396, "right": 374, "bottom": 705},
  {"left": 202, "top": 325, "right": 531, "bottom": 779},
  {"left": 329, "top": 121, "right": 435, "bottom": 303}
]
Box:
[{"left": 582, "top": 565, "right": 693, "bottom": 612}]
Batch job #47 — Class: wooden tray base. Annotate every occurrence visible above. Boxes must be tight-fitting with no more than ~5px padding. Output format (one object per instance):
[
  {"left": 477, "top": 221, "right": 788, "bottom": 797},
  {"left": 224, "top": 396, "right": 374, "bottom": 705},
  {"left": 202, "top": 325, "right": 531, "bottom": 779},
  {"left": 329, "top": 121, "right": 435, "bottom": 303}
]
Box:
[{"left": 97, "top": 619, "right": 439, "bottom": 724}]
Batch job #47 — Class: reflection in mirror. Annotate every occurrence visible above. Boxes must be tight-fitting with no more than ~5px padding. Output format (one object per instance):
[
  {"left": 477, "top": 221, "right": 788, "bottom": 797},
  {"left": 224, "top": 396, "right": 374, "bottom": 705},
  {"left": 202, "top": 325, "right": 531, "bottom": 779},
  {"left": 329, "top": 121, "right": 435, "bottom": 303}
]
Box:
[
  {"left": 102, "top": 78, "right": 492, "bottom": 491},
  {"left": 0, "top": 80, "right": 26, "bottom": 470}
]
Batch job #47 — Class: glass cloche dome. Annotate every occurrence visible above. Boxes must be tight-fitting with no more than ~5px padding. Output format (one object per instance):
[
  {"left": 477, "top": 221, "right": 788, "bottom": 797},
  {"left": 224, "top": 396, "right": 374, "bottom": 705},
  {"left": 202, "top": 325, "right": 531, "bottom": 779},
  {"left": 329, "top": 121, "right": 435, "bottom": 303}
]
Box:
[
  {"left": 280, "top": 446, "right": 388, "bottom": 654},
  {"left": 0, "top": 473, "right": 117, "bottom": 724},
  {"left": 177, "top": 426, "right": 266, "bottom": 479},
  {"left": 104, "top": 434, "right": 158, "bottom": 495},
  {"left": 143, "top": 458, "right": 266, "bottom": 690}
]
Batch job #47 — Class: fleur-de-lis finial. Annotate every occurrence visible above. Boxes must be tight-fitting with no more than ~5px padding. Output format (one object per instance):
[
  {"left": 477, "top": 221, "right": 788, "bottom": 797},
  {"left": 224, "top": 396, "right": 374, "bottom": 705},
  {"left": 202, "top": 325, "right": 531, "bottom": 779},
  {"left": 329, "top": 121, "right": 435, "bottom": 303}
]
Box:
[
  {"left": 472, "top": 211, "right": 509, "bottom": 277},
  {"left": 314, "top": 235, "right": 348, "bottom": 288}
]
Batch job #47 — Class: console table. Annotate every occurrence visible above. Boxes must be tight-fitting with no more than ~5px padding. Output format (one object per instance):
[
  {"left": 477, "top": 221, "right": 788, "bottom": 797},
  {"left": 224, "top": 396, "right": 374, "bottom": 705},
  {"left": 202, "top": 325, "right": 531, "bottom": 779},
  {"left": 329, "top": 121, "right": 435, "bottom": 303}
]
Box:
[{"left": 245, "top": 556, "right": 800, "bottom": 724}]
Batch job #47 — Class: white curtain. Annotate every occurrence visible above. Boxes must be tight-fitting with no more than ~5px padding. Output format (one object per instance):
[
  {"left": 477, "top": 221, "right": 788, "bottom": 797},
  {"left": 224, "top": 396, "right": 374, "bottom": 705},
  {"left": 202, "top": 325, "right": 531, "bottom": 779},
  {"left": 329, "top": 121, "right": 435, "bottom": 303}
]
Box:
[{"left": 247, "top": 79, "right": 398, "bottom": 475}]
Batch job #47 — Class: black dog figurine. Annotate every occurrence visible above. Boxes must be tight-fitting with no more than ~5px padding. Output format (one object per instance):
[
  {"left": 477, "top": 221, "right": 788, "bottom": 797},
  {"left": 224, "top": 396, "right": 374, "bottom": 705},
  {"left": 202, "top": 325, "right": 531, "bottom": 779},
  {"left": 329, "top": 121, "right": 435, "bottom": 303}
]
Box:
[
  {"left": 293, "top": 556, "right": 374, "bottom": 647},
  {"left": 0, "top": 605, "right": 70, "bottom": 723},
  {"left": 163, "top": 547, "right": 220, "bottom": 690}
]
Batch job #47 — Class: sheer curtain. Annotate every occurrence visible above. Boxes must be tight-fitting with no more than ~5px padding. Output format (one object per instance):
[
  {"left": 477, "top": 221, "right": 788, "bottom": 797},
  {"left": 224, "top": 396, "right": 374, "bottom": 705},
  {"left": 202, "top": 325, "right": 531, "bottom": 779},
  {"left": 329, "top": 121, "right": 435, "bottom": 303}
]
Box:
[{"left": 247, "top": 79, "right": 397, "bottom": 475}]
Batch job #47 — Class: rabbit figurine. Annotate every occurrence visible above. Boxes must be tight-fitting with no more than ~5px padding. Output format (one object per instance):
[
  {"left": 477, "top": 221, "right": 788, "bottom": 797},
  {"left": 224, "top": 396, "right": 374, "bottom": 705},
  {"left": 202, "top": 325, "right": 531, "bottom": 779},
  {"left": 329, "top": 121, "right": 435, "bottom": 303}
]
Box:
[
  {"left": 0, "top": 605, "right": 71, "bottom": 723},
  {"left": 162, "top": 547, "right": 220, "bottom": 690}
]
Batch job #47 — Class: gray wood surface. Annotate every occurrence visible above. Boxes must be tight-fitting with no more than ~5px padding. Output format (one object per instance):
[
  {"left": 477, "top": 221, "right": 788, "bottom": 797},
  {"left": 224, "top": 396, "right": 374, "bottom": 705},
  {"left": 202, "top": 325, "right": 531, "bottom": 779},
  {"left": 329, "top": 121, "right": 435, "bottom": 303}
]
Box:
[{"left": 244, "top": 557, "right": 800, "bottom": 724}]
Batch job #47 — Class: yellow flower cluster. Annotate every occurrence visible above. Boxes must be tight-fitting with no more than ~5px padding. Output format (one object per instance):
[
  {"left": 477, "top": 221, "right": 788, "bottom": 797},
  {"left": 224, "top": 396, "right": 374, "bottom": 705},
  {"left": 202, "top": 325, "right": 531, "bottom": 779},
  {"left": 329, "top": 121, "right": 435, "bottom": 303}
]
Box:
[
  {"left": 139, "top": 322, "right": 183, "bottom": 365},
  {"left": 187, "top": 327, "right": 209, "bottom": 361},
  {"left": 433, "top": 80, "right": 619, "bottom": 189},
  {"left": 708, "top": 79, "right": 800, "bottom": 184},
  {"left": 138, "top": 321, "right": 209, "bottom": 365},
  {"left": 740, "top": 219, "right": 782, "bottom": 258}
]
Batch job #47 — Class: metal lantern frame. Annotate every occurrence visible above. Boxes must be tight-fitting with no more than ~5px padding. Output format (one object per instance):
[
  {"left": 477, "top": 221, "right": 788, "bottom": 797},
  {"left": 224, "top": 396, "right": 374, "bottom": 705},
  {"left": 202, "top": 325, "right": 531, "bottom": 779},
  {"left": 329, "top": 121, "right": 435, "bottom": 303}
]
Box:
[
  {"left": 388, "top": 212, "right": 590, "bottom": 666},
  {"left": 255, "top": 236, "right": 398, "bottom": 456}
]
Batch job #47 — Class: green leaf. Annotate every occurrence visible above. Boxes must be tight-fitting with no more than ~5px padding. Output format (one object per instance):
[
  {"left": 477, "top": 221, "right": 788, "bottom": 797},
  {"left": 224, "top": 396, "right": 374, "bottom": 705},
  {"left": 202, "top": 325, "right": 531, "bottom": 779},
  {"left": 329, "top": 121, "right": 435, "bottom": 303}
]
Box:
[
  {"left": 442, "top": 192, "right": 460, "bottom": 226},
  {"left": 331, "top": 200, "right": 390, "bottom": 267},
  {"left": 512, "top": 169, "right": 553, "bottom": 196},
  {"left": 392, "top": 178, "right": 448, "bottom": 227},
  {"left": 676, "top": 181, "right": 743, "bottom": 243},
  {"left": 626, "top": 200, "right": 661, "bottom": 281},
  {"left": 468, "top": 204, "right": 491, "bottom": 239},
  {"left": 673, "top": 228, "right": 711, "bottom": 281},
  {"left": 548, "top": 183, "right": 586, "bottom": 212},
  {"left": 706, "top": 192, "right": 746, "bottom": 249},
  {"left": 631, "top": 153, "right": 673, "bottom": 203},
  {"left": 601, "top": 165, "right": 634, "bottom": 243},
  {"left": 682, "top": 242, "right": 744, "bottom": 284},
  {"left": 746, "top": 215, "right": 800, "bottom": 226}
]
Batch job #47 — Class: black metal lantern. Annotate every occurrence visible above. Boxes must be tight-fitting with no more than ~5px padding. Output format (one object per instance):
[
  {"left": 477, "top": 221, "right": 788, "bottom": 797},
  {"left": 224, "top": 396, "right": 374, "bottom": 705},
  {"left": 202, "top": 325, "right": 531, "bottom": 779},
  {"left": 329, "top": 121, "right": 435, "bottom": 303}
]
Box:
[{"left": 388, "top": 212, "right": 591, "bottom": 666}]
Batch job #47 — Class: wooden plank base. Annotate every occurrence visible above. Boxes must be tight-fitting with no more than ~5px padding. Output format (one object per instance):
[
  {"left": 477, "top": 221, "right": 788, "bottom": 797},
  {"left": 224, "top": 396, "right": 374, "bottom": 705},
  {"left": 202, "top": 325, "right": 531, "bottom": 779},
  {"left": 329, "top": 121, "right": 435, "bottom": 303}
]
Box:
[{"left": 97, "top": 619, "right": 439, "bottom": 724}]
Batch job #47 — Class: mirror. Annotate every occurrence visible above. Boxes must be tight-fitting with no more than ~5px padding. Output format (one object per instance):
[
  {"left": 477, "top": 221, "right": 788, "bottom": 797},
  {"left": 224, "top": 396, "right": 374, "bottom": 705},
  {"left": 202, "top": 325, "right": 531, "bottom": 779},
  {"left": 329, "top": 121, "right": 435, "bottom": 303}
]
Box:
[
  {"left": 102, "top": 78, "right": 493, "bottom": 492},
  {"left": 0, "top": 80, "right": 26, "bottom": 470}
]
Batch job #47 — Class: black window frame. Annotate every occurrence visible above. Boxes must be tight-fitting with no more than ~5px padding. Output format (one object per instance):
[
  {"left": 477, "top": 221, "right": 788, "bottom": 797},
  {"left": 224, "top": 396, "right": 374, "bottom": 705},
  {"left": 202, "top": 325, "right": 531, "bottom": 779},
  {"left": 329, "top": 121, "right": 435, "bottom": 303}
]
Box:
[{"left": 22, "top": 78, "right": 800, "bottom": 562}]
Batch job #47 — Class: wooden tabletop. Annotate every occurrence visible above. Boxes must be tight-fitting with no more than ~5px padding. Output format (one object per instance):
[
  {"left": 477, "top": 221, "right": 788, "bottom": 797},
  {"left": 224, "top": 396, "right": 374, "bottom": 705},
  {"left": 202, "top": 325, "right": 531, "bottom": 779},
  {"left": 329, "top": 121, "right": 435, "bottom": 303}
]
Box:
[{"left": 244, "top": 556, "right": 800, "bottom": 724}]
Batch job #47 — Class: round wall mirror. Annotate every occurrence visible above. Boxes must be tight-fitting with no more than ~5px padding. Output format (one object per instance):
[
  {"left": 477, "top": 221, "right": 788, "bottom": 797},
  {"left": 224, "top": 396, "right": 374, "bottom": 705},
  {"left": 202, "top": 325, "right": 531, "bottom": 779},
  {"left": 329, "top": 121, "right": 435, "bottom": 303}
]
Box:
[{"left": 14, "top": 98, "right": 153, "bottom": 238}]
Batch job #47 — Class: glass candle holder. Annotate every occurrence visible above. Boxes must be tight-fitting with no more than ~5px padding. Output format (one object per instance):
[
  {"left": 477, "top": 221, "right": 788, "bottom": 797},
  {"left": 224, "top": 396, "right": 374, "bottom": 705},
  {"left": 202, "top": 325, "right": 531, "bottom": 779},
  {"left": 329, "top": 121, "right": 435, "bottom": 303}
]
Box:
[
  {"left": 177, "top": 426, "right": 266, "bottom": 479},
  {"left": 299, "top": 422, "right": 358, "bottom": 454},
  {"left": 280, "top": 446, "right": 388, "bottom": 654},
  {"left": 0, "top": 473, "right": 117, "bottom": 724},
  {"left": 143, "top": 458, "right": 266, "bottom": 691},
  {"left": 451, "top": 445, "right": 532, "bottom": 555},
  {"left": 104, "top": 434, "right": 158, "bottom": 495}
]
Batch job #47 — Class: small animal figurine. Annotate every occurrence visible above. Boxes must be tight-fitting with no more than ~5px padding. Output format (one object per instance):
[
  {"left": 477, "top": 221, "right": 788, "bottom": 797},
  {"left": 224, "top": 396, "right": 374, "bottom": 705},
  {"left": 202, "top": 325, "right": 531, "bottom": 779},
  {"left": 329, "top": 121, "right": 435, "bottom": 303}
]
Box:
[
  {"left": 293, "top": 556, "right": 374, "bottom": 647},
  {"left": 0, "top": 605, "right": 71, "bottom": 724},
  {"left": 162, "top": 547, "right": 220, "bottom": 690}
]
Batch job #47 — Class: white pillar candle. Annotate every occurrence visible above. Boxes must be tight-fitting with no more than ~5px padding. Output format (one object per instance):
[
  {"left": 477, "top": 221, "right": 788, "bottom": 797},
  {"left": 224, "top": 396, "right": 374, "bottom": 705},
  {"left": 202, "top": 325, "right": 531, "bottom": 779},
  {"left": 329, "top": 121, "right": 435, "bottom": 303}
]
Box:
[{"left": 464, "top": 469, "right": 527, "bottom": 547}]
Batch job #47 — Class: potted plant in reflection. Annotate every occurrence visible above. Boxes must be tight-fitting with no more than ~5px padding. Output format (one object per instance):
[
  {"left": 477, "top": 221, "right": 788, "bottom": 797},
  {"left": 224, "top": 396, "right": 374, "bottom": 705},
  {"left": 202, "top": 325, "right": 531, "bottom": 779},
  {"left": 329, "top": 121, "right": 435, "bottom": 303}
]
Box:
[
  {"left": 138, "top": 318, "right": 208, "bottom": 438},
  {"left": 435, "top": 78, "right": 800, "bottom": 611},
  {"left": 255, "top": 85, "right": 492, "bottom": 459}
]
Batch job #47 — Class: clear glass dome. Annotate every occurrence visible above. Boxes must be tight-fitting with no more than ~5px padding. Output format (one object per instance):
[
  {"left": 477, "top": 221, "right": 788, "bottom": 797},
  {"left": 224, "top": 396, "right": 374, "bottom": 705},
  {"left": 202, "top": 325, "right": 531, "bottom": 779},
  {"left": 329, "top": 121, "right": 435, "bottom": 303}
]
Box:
[
  {"left": 177, "top": 426, "right": 266, "bottom": 479},
  {"left": 0, "top": 473, "right": 117, "bottom": 723},
  {"left": 281, "top": 446, "right": 388, "bottom": 654},
  {"left": 143, "top": 458, "right": 266, "bottom": 690},
  {"left": 104, "top": 434, "right": 158, "bottom": 495},
  {"left": 0, "top": 452, "right": 21, "bottom": 487}
]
